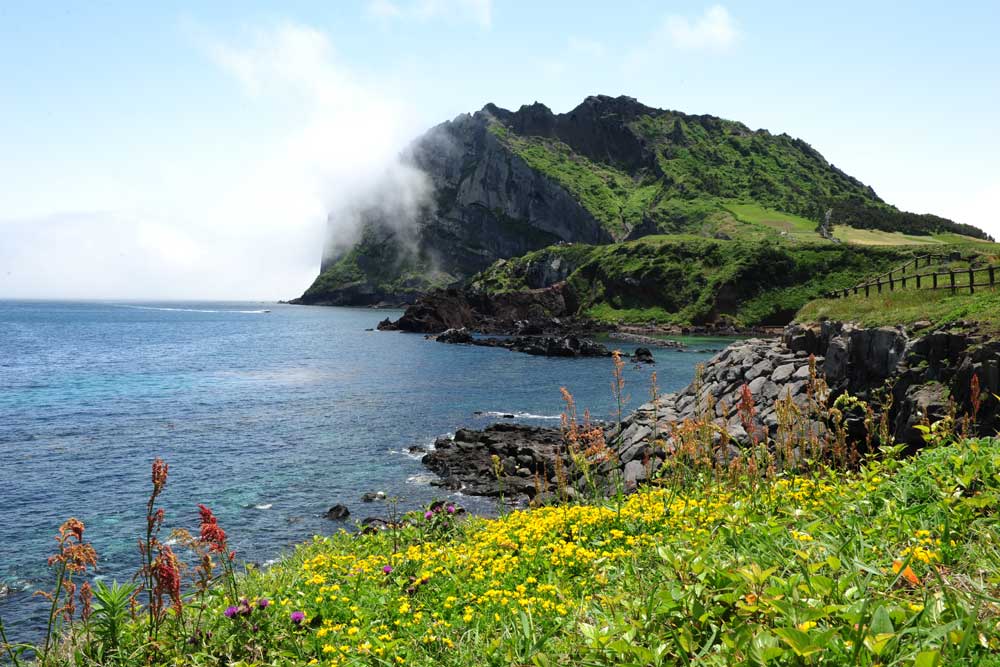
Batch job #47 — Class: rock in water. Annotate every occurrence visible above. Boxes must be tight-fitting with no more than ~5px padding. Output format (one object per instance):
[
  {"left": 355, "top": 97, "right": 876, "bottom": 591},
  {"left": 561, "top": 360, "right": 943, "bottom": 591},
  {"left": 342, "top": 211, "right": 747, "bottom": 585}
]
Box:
[
  {"left": 325, "top": 504, "right": 350, "bottom": 520},
  {"left": 632, "top": 347, "right": 655, "bottom": 363},
  {"left": 434, "top": 327, "right": 474, "bottom": 344}
]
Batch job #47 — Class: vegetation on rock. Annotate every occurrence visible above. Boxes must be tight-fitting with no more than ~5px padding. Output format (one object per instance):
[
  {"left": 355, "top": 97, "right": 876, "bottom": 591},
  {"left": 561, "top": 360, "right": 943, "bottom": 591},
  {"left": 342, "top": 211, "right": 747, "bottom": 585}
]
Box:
[
  {"left": 472, "top": 237, "right": 920, "bottom": 326},
  {"left": 297, "top": 95, "right": 991, "bottom": 307}
]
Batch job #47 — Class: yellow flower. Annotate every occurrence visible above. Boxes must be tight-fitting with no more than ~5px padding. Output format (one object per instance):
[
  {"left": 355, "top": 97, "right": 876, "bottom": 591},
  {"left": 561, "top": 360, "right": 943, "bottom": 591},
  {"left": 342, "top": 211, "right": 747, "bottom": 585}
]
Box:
[{"left": 797, "top": 621, "right": 817, "bottom": 632}]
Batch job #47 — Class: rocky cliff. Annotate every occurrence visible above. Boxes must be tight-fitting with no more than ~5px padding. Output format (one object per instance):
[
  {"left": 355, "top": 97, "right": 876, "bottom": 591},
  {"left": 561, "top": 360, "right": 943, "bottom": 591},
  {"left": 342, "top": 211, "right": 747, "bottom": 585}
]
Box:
[{"left": 296, "top": 95, "right": 989, "bottom": 306}]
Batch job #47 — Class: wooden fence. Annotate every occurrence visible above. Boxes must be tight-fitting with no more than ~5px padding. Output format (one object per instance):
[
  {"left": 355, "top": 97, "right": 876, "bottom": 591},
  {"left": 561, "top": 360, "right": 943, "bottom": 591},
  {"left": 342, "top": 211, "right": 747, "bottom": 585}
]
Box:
[{"left": 825, "top": 253, "right": 1000, "bottom": 299}]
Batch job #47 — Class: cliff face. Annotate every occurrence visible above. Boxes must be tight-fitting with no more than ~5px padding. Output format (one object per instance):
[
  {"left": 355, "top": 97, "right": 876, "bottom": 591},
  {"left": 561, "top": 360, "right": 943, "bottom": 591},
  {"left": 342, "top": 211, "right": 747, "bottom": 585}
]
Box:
[
  {"left": 297, "top": 95, "right": 989, "bottom": 306},
  {"left": 299, "top": 104, "right": 612, "bottom": 306}
]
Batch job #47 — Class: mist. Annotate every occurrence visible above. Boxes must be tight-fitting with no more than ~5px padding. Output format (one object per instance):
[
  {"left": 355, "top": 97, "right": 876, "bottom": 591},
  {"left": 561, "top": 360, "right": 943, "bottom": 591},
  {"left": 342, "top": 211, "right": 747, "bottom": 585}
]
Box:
[{"left": 0, "top": 23, "right": 434, "bottom": 301}]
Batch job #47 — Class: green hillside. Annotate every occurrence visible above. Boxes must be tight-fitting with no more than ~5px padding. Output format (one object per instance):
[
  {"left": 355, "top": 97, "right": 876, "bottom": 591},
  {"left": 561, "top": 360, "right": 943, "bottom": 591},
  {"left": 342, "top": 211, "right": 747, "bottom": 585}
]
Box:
[
  {"left": 297, "top": 95, "right": 991, "bottom": 306},
  {"left": 471, "top": 237, "right": 923, "bottom": 326},
  {"left": 489, "top": 100, "right": 989, "bottom": 242}
]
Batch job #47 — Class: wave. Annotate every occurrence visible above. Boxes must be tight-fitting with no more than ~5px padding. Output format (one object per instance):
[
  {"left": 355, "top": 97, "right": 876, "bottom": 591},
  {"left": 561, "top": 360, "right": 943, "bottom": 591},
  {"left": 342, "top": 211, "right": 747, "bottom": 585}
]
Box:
[
  {"left": 406, "top": 473, "right": 436, "bottom": 486},
  {"left": 115, "top": 305, "right": 270, "bottom": 314},
  {"left": 481, "top": 411, "right": 561, "bottom": 420},
  {"left": 391, "top": 432, "right": 449, "bottom": 460},
  {"left": 254, "top": 503, "right": 273, "bottom": 510}
]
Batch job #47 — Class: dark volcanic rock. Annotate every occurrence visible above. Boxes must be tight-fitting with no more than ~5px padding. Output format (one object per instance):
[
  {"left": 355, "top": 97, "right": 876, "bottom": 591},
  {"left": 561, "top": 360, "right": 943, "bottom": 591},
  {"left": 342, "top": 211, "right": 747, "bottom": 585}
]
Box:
[
  {"left": 423, "top": 323, "right": 1000, "bottom": 499},
  {"left": 324, "top": 504, "right": 350, "bottom": 520},
  {"left": 379, "top": 282, "right": 588, "bottom": 335},
  {"left": 422, "top": 423, "right": 565, "bottom": 498},
  {"left": 436, "top": 327, "right": 474, "bottom": 344},
  {"left": 433, "top": 330, "right": 612, "bottom": 358},
  {"left": 632, "top": 347, "right": 655, "bottom": 364}
]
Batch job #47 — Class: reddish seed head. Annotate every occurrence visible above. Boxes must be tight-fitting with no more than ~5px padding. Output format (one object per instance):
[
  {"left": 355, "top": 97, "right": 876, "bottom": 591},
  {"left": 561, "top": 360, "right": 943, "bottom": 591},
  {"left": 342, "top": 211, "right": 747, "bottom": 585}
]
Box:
[
  {"left": 197, "top": 504, "right": 230, "bottom": 556},
  {"left": 151, "top": 458, "right": 169, "bottom": 492}
]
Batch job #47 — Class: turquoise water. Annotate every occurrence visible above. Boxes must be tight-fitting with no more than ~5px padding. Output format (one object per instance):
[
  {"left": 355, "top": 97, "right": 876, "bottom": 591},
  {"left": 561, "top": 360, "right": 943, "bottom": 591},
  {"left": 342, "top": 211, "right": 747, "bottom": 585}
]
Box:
[{"left": 0, "top": 300, "right": 716, "bottom": 640}]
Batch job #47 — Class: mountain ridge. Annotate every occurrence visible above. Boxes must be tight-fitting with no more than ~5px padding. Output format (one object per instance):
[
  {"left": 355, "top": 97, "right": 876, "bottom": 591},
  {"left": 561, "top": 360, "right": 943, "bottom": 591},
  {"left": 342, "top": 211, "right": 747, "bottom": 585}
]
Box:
[{"left": 296, "top": 95, "right": 989, "bottom": 307}]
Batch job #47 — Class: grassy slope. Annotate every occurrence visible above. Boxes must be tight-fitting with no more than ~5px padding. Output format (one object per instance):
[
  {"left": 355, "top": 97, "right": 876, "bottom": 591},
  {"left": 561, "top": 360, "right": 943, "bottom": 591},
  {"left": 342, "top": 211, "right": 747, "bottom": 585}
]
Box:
[
  {"left": 473, "top": 237, "right": 916, "bottom": 326},
  {"left": 494, "top": 109, "right": 989, "bottom": 243},
  {"left": 798, "top": 289, "right": 1000, "bottom": 333},
  {"left": 796, "top": 243, "right": 1000, "bottom": 330},
  {"left": 100, "top": 439, "right": 1000, "bottom": 666}
]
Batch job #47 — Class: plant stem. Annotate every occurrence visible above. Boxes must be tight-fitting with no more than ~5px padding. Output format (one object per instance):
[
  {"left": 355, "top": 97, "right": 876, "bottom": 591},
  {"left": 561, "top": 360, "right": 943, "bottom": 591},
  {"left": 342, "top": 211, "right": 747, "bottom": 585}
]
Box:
[
  {"left": 0, "top": 614, "right": 22, "bottom": 667},
  {"left": 42, "top": 559, "right": 68, "bottom": 662}
]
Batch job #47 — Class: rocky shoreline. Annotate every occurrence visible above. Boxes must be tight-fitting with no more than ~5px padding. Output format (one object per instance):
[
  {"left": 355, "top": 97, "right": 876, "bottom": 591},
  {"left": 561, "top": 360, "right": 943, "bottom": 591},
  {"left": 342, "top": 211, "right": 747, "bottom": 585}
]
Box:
[
  {"left": 415, "top": 321, "right": 1000, "bottom": 501},
  {"left": 431, "top": 327, "right": 656, "bottom": 361}
]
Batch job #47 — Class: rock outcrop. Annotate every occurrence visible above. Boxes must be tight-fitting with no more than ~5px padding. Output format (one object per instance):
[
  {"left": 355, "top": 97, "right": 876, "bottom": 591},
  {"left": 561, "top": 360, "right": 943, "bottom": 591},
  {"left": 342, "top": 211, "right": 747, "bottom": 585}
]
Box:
[
  {"left": 432, "top": 328, "right": 615, "bottom": 358},
  {"left": 377, "top": 282, "right": 595, "bottom": 334},
  {"left": 421, "top": 322, "right": 1000, "bottom": 500}
]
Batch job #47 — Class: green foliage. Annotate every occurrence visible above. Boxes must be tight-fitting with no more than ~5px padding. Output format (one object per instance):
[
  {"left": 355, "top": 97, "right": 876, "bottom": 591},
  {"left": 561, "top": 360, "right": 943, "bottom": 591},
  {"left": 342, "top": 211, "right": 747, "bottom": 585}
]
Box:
[
  {"left": 24, "top": 438, "right": 1000, "bottom": 665},
  {"left": 87, "top": 581, "right": 135, "bottom": 666},
  {"left": 473, "top": 236, "right": 914, "bottom": 326},
  {"left": 301, "top": 226, "right": 456, "bottom": 305},
  {"left": 798, "top": 287, "right": 1000, "bottom": 333},
  {"left": 495, "top": 110, "right": 991, "bottom": 241}
]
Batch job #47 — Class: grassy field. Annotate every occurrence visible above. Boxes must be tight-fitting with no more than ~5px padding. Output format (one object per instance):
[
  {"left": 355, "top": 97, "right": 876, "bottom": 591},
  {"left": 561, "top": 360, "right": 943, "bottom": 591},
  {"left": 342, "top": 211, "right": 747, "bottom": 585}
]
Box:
[
  {"left": 797, "top": 288, "right": 1000, "bottom": 332},
  {"left": 833, "top": 227, "right": 944, "bottom": 246},
  {"left": 17, "top": 437, "right": 1000, "bottom": 666},
  {"left": 724, "top": 203, "right": 824, "bottom": 242}
]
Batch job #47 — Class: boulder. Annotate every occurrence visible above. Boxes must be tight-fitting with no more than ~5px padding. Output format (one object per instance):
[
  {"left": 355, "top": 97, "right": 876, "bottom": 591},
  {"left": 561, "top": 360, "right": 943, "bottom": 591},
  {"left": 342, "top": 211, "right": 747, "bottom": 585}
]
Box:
[
  {"left": 435, "top": 327, "right": 474, "bottom": 344},
  {"left": 325, "top": 504, "right": 350, "bottom": 520},
  {"left": 632, "top": 347, "right": 655, "bottom": 364}
]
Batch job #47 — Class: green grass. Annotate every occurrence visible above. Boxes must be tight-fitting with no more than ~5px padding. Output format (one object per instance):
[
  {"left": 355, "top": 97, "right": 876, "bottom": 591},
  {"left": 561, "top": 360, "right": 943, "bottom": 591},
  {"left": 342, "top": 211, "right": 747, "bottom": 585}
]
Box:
[
  {"left": 31, "top": 438, "right": 1000, "bottom": 665},
  {"left": 797, "top": 287, "right": 1000, "bottom": 332},
  {"left": 833, "top": 227, "right": 950, "bottom": 246},
  {"left": 501, "top": 132, "right": 655, "bottom": 239},
  {"left": 473, "top": 236, "right": 916, "bottom": 326},
  {"left": 725, "top": 202, "right": 825, "bottom": 242}
]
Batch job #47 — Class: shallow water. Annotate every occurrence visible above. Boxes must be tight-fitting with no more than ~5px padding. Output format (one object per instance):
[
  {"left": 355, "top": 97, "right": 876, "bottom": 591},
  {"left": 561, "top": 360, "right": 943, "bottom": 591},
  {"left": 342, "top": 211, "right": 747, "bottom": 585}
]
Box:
[{"left": 0, "top": 300, "right": 718, "bottom": 640}]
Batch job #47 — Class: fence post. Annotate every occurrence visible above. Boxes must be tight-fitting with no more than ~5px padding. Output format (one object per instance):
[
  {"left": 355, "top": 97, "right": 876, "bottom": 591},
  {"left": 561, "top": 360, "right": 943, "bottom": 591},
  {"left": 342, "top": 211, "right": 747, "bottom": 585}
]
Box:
[
  {"left": 889, "top": 275, "right": 894, "bottom": 292},
  {"left": 877, "top": 278, "right": 882, "bottom": 294},
  {"left": 990, "top": 266, "right": 996, "bottom": 287},
  {"left": 902, "top": 274, "right": 907, "bottom": 289},
  {"left": 916, "top": 274, "right": 921, "bottom": 289},
  {"left": 933, "top": 273, "right": 938, "bottom": 290},
  {"left": 969, "top": 267, "right": 975, "bottom": 294},
  {"left": 865, "top": 283, "right": 870, "bottom": 297},
  {"left": 950, "top": 270, "right": 956, "bottom": 294}
]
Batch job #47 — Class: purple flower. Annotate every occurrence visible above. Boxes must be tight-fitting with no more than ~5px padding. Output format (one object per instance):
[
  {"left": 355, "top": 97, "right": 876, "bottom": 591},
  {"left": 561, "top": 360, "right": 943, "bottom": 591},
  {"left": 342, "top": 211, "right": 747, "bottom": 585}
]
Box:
[
  {"left": 446, "top": 504, "right": 455, "bottom": 514},
  {"left": 382, "top": 565, "right": 393, "bottom": 574},
  {"left": 224, "top": 606, "right": 238, "bottom": 618},
  {"left": 291, "top": 611, "right": 305, "bottom": 625},
  {"left": 424, "top": 510, "right": 434, "bottom": 519},
  {"left": 258, "top": 598, "right": 270, "bottom": 609}
]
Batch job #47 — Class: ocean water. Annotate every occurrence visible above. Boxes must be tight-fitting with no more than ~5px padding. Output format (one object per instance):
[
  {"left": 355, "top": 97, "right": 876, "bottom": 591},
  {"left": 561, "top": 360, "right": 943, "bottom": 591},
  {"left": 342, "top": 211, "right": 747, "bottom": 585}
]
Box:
[{"left": 0, "top": 300, "right": 717, "bottom": 641}]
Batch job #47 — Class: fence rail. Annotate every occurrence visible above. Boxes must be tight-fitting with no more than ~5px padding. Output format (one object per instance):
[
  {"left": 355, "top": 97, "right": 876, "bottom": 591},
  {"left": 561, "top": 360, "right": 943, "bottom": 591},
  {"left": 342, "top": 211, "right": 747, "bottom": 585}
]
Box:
[{"left": 825, "top": 253, "right": 1000, "bottom": 299}]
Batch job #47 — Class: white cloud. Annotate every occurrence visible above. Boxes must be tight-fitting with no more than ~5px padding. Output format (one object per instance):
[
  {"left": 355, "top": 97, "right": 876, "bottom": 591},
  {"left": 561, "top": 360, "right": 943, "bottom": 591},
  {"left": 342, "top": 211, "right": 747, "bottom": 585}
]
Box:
[
  {"left": 621, "top": 5, "right": 738, "bottom": 81},
  {"left": 366, "top": 0, "right": 493, "bottom": 28},
  {"left": 539, "top": 36, "right": 607, "bottom": 79},
  {"left": 661, "top": 5, "right": 738, "bottom": 51},
  {"left": 0, "top": 22, "right": 432, "bottom": 300}
]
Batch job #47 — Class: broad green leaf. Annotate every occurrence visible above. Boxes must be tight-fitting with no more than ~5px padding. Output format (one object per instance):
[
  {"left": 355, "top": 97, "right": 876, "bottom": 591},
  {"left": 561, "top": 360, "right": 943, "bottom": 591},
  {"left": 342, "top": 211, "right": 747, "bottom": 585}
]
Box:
[{"left": 773, "top": 628, "right": 824, "bottom": 657}]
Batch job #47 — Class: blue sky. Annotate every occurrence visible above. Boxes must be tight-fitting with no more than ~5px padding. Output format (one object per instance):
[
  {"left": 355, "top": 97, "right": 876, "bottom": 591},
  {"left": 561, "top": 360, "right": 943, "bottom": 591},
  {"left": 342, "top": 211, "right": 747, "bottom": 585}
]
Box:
[{"left": 1, "top": 1, "right": 998, "bottom": 298}]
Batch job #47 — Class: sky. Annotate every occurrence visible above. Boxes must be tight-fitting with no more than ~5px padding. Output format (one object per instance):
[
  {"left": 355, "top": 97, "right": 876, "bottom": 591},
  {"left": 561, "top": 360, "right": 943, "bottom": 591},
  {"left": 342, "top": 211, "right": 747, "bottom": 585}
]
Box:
[{"left": 1, "top": 1, "right": 998, "bottom": 300}]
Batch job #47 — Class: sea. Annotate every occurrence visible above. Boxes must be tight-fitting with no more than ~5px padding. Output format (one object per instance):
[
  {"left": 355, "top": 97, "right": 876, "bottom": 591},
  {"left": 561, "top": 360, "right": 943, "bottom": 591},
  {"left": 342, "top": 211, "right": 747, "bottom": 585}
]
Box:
[{"left": 0, "top": 300, "right": 719, "bottom": 642}]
